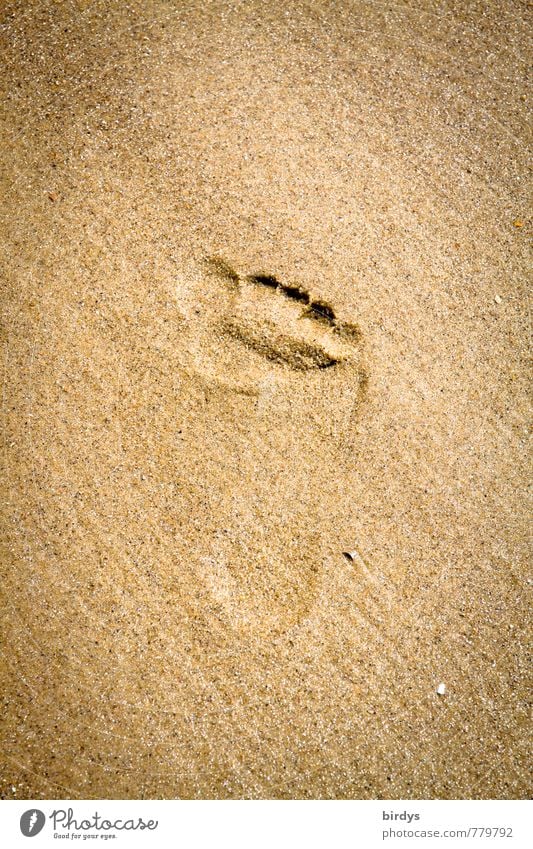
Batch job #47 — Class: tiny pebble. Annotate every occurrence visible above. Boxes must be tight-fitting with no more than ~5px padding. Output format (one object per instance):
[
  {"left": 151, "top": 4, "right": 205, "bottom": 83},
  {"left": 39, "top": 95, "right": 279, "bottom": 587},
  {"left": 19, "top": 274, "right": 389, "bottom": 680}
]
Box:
[
  {"left": 494, "top": 295, "right": 502, "bottom": 304},
  {"left": 437, "top": 683, "right": 446, "bottom": 696}
]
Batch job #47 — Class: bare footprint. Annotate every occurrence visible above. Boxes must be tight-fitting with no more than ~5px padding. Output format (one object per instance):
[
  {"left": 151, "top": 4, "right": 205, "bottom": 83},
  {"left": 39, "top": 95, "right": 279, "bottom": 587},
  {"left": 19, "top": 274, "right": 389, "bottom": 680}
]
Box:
[
  {"left": 178, "top": 256, "right": 364, "bottom": 393},
  {"left": 174, "top": 256, "right": 367, "bottom": 635}
]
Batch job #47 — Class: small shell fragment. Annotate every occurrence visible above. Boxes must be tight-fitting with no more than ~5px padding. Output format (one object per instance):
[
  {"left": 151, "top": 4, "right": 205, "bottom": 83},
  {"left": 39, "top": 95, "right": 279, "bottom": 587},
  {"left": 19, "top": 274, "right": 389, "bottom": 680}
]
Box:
[
  {"left": 494, "top": 295, "right": 502, "bottom": 304},
  {"left": 437, "top": 683, "right": 446, "bottom": 696},
  {"left": 343, "top": 551, "right": 358, "bottom": 562}
]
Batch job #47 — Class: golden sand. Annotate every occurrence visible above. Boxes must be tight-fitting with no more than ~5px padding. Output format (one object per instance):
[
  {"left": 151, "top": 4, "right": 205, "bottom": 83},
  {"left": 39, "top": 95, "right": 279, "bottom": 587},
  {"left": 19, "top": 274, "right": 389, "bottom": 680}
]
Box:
[{"left": 0, "top": 0, "right": 530, "bottom": 798}]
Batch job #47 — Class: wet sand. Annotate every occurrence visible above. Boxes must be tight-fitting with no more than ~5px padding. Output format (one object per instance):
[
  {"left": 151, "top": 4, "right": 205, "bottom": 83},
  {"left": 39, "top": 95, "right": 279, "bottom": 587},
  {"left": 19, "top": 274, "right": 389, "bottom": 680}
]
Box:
[{"left": 0, "top": 0, "right": 531, "bottom": 798}]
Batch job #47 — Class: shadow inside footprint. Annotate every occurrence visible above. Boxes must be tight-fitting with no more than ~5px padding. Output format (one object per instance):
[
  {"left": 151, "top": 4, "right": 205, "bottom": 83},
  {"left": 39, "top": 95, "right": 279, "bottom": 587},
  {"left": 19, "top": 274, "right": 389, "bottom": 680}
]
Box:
[{"left": 223, "top": 317, "right": 340, "bottom": 370}]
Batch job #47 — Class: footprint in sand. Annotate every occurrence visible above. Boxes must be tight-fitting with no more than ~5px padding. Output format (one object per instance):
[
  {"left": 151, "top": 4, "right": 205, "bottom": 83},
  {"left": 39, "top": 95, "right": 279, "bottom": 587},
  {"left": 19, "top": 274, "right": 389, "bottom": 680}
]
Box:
[
  {"left": 175, "top": 256, "right": 367, "bottom": 635},
  {"left": 179, "top": 255, "right": 364, "bottom": 391}
]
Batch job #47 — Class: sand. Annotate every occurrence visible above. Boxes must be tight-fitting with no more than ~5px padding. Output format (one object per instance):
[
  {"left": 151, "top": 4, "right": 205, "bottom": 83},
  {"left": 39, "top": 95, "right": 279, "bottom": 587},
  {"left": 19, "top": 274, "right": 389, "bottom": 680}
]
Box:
[{"left": 0, "top": 0, "right": 530, "bottom": 799}]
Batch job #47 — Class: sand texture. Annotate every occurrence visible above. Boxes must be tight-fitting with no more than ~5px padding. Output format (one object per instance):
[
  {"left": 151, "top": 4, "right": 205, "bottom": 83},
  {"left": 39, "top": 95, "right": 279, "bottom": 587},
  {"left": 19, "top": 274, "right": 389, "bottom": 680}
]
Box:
[{"left": 0, "top": 0, "right": 531, "bottom": 799}]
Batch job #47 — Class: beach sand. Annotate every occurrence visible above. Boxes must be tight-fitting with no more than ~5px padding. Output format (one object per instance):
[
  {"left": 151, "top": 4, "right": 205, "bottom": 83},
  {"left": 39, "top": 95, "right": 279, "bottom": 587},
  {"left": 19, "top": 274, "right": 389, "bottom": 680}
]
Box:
[{"left": 0, "top": 0, "right": 530, "bottom": 799}]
